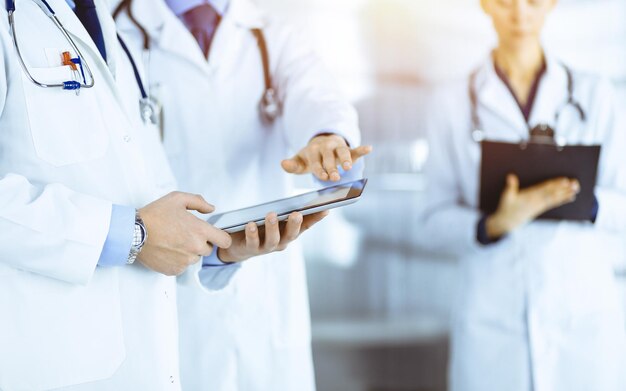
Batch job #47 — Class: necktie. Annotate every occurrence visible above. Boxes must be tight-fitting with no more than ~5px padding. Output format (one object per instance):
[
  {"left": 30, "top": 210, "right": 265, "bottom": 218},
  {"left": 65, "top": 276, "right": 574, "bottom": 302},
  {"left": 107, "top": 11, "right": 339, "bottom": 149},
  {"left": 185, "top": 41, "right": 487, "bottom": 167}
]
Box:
[
  {"left": 74, "top": 0, "right": 107, "bottom": 62},
  {"left": 180, "top": 3, "right": 221, "bottom": 59}
]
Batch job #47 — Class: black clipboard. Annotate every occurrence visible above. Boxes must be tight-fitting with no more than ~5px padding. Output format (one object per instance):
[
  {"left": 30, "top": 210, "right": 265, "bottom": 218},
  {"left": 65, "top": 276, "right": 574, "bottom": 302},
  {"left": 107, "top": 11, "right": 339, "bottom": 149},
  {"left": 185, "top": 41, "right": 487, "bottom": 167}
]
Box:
[{"left": 479, "top": 140, "right": 601, "bottom": 221}]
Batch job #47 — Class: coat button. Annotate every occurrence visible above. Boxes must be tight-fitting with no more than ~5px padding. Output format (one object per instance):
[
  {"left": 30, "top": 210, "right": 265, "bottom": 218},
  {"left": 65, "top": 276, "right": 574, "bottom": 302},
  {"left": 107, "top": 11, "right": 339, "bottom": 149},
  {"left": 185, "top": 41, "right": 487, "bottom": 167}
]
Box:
[
  {"left": 170, "top": 375, "right": 174, "bottom": 383},
  {"left": 123, "top": 135, "right": 131, "bottom": 142}
]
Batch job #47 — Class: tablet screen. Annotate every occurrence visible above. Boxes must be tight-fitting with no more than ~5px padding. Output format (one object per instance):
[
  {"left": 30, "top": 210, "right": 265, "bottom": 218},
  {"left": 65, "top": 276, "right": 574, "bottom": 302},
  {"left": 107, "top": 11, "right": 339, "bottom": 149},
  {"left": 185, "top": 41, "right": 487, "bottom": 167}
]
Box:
[{"left": 207, "top": 179, "right": 367, "bottom": 231}]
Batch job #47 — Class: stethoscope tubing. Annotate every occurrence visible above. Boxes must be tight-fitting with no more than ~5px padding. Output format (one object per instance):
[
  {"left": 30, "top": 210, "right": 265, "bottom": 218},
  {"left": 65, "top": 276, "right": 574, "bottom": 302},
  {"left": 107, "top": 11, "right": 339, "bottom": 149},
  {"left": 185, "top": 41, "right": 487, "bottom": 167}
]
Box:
[
  {"left": 469, "top": 63, "right": 586, "bottom": 143},
  {"left": 8, "top": 0, "right": 95, "bottom": 90},
  {"left": 117, "top": 34, "right": 147, "bottom": 99}
]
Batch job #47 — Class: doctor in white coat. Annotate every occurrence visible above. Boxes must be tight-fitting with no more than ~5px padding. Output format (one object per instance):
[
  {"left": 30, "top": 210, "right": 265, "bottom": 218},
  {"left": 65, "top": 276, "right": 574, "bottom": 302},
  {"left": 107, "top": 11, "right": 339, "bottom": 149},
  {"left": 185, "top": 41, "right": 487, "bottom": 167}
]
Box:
[
  {"left": 419, "top": 0, "right": 626, "bottom": 390},
  {"left": 114, "top": 0, "right": 370, "bottom": 390},
  {"left": 0, "top": 0, "right": 232, "bottom": 390}
]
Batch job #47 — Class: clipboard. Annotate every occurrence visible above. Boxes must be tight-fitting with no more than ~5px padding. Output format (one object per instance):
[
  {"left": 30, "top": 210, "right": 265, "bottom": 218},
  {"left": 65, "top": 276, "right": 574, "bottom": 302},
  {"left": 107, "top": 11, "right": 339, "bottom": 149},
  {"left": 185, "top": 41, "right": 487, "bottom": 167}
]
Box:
[{"left": 479, "top": 140, "right": 601, "bottom": 221}]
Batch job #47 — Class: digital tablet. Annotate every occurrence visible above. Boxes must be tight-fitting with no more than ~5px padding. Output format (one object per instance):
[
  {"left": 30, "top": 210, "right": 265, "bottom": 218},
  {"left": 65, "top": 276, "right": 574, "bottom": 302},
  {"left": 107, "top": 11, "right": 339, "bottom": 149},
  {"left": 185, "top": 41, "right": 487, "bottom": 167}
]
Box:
[{"left": 207, "top": 178, "right": 368, "bottom": 233}]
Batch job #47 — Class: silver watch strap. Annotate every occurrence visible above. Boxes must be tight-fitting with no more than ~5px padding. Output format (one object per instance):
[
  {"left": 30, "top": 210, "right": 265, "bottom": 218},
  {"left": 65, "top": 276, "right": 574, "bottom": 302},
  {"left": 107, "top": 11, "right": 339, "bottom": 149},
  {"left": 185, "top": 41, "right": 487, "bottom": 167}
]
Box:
[{"left": 127, "top": 210, "right": 147, "bottom": 265}]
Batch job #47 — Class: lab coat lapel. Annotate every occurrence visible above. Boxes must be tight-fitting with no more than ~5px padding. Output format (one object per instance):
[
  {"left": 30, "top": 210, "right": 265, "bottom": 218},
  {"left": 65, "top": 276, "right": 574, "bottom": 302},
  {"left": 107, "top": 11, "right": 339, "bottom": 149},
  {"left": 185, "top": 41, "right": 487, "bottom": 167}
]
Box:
[
  {"left": 121, "top": 0, "right": 211, "bottom": 77},
  {"left": 118, "top": 0, "right": 266, "bottom": 77},
  {"left": 47, "top": 0, "right": 135, "bottom": 117},
  {"left": 207, "top": 0, "right": 266, "bottom": 71},
  {"left": 94, "top": 0, "right": 120, "bottom": 76},
  {"left": 229, "top": 0, "right": 266, "bottom": 29},
  {"left": 476, "top": 58, "right": 529, "bottom": 140},
  {"left": 158, "top": 14, "right": 211, "bottom": 76},
  {"left": 528, "top": 56, "right": 568, "bottom": 132}
]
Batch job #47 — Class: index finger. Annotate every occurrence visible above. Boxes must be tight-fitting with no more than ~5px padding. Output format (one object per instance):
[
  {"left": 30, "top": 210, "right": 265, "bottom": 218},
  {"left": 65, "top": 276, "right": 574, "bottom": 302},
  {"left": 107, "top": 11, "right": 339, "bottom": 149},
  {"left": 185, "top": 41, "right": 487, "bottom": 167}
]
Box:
[
  {"left": 202, "top": 223, "right": 232, "bottom": 249},
  {"left": 350, "top": 145, "right": 373, "bottom": 161}
]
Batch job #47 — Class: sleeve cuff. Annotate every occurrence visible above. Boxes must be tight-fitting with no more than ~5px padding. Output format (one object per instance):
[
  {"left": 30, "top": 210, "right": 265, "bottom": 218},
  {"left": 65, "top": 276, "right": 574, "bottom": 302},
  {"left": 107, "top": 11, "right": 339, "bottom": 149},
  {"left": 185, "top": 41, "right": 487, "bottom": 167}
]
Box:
[
  {"left": 202, "top": 248, "right": 229, "bottom": 267},
  {"left": 476, "top": 214, "right": 504, "bottom": 246},
  {"left": 97, "top": 204, "right": 135, "bottom": 267},
  {"left": 197, "top": 262, "right": 242, "bottom": 291},
  {"left": 311, "top": 129, "right": 356, "bottom": 147},
  {"left": 591, "top": 195, "right": 599, "bottom": 223}
]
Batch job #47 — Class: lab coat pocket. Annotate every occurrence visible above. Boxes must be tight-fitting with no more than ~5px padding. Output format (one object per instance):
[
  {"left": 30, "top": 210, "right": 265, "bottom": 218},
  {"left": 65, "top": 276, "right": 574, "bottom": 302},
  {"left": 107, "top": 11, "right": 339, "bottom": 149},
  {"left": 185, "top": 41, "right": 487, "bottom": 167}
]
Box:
[{"left": 21, "top": 66, "right": 109, "bottom": 167}]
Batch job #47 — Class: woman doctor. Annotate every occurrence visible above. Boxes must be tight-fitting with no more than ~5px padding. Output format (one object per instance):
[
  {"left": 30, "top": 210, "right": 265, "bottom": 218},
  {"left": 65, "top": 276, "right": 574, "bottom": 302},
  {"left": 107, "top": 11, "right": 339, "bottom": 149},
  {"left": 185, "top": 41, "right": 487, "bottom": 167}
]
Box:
[
  {"left": 419, "top": 0, "right": 626, "bottom": 390},
  {"left": 114, "top": 0, "right": 370, "bottom": 390}
]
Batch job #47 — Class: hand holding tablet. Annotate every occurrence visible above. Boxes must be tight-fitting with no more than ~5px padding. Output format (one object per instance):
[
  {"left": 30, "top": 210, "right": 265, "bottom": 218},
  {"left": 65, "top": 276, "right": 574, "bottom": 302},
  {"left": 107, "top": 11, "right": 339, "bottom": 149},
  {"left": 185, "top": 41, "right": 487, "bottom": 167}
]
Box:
[{"left": 208, "top": 179, "right": 367, "bottom": 263}]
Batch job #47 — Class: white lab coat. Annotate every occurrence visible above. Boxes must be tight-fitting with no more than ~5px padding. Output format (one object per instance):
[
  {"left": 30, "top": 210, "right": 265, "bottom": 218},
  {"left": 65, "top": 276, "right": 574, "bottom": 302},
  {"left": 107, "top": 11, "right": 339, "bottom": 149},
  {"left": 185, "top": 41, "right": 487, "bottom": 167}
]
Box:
[
  {"left": 419, "top": 55, "right": 626, "bottom": 391},
  {"left": 0, "top": 1, "right": 182, "bottom": 390},
  {"left": 115, "top": 0, "right": 360, "bottom": 390}
]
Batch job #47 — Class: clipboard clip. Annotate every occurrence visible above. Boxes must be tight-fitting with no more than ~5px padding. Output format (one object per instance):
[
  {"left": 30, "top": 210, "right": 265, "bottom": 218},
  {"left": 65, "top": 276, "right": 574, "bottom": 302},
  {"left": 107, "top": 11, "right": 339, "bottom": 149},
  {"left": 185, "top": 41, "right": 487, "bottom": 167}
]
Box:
[{"left": 520, "top": 124, "right": 566, "bottom": 151}]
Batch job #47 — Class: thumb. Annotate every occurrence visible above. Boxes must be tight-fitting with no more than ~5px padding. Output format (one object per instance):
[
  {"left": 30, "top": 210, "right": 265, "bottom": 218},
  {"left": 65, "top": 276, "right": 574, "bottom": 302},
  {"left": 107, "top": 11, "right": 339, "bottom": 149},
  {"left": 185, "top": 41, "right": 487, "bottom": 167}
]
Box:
[
  {"left": 281, "top": 155, "right": 307, "bottom": 174},
  {"left": 182, "top": 193, "right": 215, "bottom": 214},
  {"left": 504, "top": 174, "right": 519, "bottom": 195}
]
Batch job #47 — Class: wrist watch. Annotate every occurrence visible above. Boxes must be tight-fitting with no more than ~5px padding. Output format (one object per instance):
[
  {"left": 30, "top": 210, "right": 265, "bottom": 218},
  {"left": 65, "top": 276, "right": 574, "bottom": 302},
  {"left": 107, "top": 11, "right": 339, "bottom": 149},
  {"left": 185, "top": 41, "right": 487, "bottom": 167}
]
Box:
[{"left": 127, "top": 210, "right": 147, "bottom": 265}]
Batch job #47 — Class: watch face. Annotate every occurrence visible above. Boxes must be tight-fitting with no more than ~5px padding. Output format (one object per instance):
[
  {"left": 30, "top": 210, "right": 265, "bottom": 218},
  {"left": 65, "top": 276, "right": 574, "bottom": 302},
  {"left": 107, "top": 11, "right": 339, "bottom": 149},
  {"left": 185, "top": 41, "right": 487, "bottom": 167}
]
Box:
[
  {"left": 132, "top": 224, "right": 143, "bottom": 247},
  {"left": 133, "top": 223, "right": 147, "bottom": 248}
]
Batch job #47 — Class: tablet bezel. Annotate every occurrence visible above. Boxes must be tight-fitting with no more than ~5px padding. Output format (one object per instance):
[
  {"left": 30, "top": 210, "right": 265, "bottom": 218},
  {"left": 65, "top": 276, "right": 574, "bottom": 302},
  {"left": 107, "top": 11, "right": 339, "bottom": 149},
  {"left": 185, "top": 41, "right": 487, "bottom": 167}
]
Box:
[{"left": 207, "top": 178, "right": 368, "bottom": 233}]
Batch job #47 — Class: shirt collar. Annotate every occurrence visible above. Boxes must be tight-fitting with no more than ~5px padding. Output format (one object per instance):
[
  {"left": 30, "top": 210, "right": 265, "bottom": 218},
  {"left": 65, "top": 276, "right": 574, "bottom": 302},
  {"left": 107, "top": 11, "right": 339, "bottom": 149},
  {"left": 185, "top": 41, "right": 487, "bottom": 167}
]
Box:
[{"left": 164, "top": 0, "right": 230, "bottom": 17}]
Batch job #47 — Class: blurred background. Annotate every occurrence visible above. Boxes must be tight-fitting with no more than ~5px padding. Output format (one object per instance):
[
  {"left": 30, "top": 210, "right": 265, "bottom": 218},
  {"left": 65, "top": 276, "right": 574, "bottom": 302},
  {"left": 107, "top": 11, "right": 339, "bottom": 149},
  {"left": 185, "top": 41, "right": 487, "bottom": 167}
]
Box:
[{"left": 257, "top": 0, "right": 626, "bottom": 390}]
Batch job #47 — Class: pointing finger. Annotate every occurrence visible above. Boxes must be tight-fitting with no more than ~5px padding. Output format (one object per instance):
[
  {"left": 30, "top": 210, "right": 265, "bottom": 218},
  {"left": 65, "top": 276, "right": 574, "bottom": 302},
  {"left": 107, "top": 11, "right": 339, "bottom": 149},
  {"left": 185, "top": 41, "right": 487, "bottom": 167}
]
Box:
[{"left": 350, "top": 145, "right": 373, "bottom": 161}]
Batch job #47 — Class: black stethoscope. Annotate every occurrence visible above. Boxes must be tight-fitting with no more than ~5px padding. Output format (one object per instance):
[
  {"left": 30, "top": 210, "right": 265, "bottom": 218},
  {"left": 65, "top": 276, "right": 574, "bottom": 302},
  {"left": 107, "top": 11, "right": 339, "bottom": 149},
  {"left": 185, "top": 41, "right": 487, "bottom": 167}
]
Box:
[
  {"left": 116, "top": 34, "right": 161, "bottom": 126},
  {"left": 113, "top": 0, "right": 282, "bottom": 126},
  {"left": 7, "top": 0, "right": 159, "bottom": 126},
  {"left": 469, "top": 63, "right": 587, "bottom": 146}
]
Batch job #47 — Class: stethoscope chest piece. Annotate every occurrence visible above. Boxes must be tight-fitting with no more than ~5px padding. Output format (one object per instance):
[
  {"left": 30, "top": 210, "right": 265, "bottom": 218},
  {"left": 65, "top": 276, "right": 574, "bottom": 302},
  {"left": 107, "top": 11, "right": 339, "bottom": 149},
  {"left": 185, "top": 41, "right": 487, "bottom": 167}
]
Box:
[
  {"left": 259, "top": 87, "right": 281, "bottom": 125},
  {"left": 529, "top": 123, "right": 555, "bottom": 144},
  {"left": 139, "top": 96, "right": 161, "bottom": 126}
]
